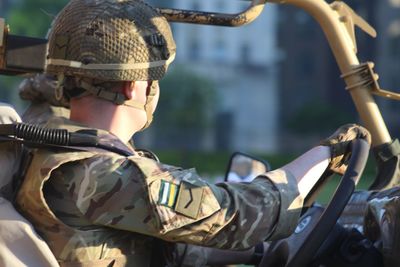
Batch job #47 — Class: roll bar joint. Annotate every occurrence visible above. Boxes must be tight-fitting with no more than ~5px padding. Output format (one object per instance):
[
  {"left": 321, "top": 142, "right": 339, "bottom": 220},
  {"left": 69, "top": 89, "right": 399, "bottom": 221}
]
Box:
[{"left": 341, "top": 62, "right": 400, "bottom": 101}]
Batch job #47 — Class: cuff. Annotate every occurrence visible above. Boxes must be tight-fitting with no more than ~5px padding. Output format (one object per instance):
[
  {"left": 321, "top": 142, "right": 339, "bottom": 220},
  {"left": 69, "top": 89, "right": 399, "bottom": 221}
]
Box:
[{"left": 260, "top": 169, "right": 304, "bottom": 240}]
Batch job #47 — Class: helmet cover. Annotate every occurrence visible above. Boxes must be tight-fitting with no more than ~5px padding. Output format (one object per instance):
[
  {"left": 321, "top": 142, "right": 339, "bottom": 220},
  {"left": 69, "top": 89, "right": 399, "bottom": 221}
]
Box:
[{"left": 46, "top": 0, "right": 176, "bottom": 81}]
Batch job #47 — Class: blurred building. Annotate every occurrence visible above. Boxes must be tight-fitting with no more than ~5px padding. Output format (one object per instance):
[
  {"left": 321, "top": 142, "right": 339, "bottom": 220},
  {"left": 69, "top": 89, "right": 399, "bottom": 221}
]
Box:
[
  {"left": 148, "top": 0, "right": 281, "bottom": 153},
  {"left": 375, "top": 0, "right": 400, "bottom": 138},
  {"left": 0, "top": 0, "right": 11, "bottom": 16},
  {"left": 276, "top": 0, "right": 388, "bottom": 151}
]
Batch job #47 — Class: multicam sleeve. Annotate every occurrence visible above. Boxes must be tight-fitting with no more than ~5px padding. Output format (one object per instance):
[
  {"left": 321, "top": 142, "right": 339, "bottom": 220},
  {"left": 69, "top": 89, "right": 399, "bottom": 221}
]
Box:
[
  {"left": 131, "top": 156, "right": 304, "bottom": 249},
  {"left": 66, "top": 154, "right": 303, "bottom": 250},
  {"left": 187, "top": 172, "right": 303, "bottom": 249},
  {"left": 255, "top": 170, "right": 304, "bottom": 241}
]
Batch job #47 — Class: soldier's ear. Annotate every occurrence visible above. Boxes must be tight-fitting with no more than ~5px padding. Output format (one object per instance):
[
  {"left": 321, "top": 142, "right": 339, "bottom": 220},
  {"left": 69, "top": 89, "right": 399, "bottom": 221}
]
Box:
[{"left": 122, "top": 81, "right": 135, "bottom": 100}]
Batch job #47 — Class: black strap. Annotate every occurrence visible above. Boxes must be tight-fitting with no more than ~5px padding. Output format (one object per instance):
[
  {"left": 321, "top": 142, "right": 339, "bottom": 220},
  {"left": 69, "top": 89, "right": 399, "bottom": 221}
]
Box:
[
  {"left": 374, "top": 138, "right": 400, "bottom": 162},
  {"left": 247, "top": 242, "right": 264, "bottom": 265},
  {"left": 12, "top": 148, "right": 33, "bottom": 202},
  {"left": 0, "top": 123, "right": 133, "bottom": 157}
]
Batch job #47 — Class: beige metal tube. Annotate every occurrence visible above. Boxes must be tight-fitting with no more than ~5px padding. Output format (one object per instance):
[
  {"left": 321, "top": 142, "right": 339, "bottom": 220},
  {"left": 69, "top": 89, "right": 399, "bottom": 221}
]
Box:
[{"left": 270, "top": 0, "right": 391, "bottom": 146}]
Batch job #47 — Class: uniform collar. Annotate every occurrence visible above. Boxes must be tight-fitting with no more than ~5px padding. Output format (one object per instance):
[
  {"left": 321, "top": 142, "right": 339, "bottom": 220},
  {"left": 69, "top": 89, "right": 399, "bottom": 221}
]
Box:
[{"left": 46, "top": 117, "right": 135, "bottom": 155}]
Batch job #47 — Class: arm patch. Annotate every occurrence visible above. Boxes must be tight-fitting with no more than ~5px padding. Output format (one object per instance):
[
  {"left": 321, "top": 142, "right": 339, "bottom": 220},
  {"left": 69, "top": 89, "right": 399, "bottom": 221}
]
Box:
[
  {"left": 158, "top": 180, "right": 179, "bottom": 208},
  {"left": 175, "top": 181, "right": 204, "bottom": 219}
]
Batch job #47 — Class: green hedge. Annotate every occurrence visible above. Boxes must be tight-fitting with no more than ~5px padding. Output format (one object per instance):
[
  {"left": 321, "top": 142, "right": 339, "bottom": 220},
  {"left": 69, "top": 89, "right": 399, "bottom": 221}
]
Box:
[{"left": 154, "top": 150, "right": 376, "bottom": 188}]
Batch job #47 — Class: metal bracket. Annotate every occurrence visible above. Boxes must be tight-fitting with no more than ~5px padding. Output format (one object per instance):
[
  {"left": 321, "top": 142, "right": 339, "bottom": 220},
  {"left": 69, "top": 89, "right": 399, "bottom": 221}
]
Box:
[
  {"left": 375, "top": 139, "right": 400, "bottom": 163},
  {"left": 0, "top": 18, "right": 6, "bottom": 46},
  {"left": 370, "top": 139, "right": 400, "bottom": 190},
  {"left": 341, "top": 62, "right": 400, "bottom": 101},
  {"left": 0, "top": 17, "right": 48, "bottom": 75},
  {"left": 157, "top": 0, "right": 267, "bottom": 27},
  {"left": 331, "top": 1, "right": 377, "bottom": 53},
  {"left": 0, "top": 18, "right": 8, "bottom": 70}
]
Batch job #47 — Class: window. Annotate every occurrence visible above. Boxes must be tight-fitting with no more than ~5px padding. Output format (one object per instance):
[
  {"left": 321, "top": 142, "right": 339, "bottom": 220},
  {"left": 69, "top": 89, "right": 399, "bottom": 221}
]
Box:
[
  {"left": 240, "top": 44, "right": 251, "bottom": 64},
  {"left": 216, "top": 0, "right": 225, "bottom": 12},
  {"left": 387, "top": 20, "right": 400, "bottom": 58},
  {"left": 214, "top": 40, "right": 226, "bottom": 61},
  {"left": 189, "top": 41, "right": 201, "bottom": 61},
  {"left": 191, "top": 2, "right": 200, "bottom": 10},
  {"left": 389, "top": 36, "right": 400, "bottom": 59}
]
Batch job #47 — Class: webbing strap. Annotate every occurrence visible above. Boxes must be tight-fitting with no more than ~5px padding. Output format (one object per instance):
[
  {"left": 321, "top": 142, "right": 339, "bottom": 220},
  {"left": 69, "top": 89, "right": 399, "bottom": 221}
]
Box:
[
  {"left": 374, "top": 139, "right": 400, "bottom": 162},
  {"left": 141, "top": 81, "right": 158, "bottom": 130},
  {"left": 47, "top": 53, "right": 176, "bottom": 70},
  {"left": 79, "top": 80, "right": 145, "bottom": 109}
]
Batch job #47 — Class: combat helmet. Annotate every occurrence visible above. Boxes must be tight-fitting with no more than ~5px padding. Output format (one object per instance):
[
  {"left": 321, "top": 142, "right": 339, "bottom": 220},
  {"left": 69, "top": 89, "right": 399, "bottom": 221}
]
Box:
[
  {"left": 45, "top": 0, "right": 176, "bottom": 129},
  {"left": 46, "top": 0, "right": 176, "bottom": 82}
]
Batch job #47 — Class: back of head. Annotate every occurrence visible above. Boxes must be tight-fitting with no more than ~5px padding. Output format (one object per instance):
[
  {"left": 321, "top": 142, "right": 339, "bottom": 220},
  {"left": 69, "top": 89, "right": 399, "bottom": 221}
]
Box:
[
  {"left": 46, "top": 0, "right": 176, "bottom": 83},
  {"left": 19, "top": 74, "right": 69, "bottom": 108}
]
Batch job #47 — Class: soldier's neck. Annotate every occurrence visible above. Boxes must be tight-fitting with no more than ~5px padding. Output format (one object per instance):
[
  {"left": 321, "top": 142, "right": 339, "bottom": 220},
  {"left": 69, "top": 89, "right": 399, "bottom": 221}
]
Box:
[{"left": 70, "top": 96, "right": 140, "bottom": 143}]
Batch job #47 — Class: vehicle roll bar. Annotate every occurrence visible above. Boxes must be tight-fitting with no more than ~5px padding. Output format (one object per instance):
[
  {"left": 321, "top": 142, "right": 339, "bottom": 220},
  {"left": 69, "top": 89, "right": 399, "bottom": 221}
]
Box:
[
  {"left": 157, "top": 0, "right": 267, "bottom": 27},
  {"left": 269, "top": 0, "right": 392, "bottom": 146},
  {"left": 163, "top": 0, "right": 394, "bottom": 147}
]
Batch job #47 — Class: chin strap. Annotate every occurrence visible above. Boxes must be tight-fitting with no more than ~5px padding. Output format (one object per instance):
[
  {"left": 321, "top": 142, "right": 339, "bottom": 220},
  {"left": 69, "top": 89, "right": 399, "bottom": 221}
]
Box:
[
  {"left": 139, "top": 81, "right": 158, "bottom": 130},
  {"left": 55, "top": 73, "right": 65, "bottom": 101}
]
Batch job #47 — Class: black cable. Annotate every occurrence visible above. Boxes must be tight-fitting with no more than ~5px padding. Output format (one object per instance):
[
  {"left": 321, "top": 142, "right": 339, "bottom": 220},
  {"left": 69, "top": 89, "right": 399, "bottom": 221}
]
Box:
[
  {"left": 14, "top": 123, "right": 70, "bottom": 145},
  {"left": 0, "top": 123, "right": 133, "bottom": 157}
]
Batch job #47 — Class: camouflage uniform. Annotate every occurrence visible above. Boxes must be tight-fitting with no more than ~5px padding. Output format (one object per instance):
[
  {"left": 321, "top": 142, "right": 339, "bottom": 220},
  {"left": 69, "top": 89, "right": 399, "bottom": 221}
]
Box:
[
  {"left": 17, "top": 117, "right": 303, "bottom": 266},
  {"left": 363, "top": 188, "right": 400, "bottom": 267},
  {"left": 15, "top": 0, "right": 304, "bottom": 265}
]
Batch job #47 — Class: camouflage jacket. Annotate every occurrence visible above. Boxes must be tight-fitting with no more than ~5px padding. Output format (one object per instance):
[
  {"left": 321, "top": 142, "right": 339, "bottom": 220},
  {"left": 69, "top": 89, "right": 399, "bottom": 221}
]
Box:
[{"left": 17, "top": 118, "right": 303, "bottom": 265}]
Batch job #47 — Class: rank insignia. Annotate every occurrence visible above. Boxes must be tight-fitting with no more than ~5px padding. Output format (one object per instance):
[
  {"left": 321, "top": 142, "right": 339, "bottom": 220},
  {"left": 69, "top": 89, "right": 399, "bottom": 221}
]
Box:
[
  {"left": 158, "top": 180, "right": 178, "bottom": 208},
  {"left": 175, "top": 181, "right": 204, "bottom": 219}
]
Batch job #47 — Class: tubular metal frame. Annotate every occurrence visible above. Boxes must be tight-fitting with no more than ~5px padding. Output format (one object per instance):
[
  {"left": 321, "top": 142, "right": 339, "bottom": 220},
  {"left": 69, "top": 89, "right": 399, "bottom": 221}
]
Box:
[{"left": 159, "top": 0, "right": 395, "bottom": 147}]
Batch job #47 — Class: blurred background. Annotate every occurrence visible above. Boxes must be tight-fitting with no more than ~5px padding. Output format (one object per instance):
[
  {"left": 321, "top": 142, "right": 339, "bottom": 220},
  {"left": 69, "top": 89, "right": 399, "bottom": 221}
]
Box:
[{"left": 0, "top": 0, "right": 399, "bottom": 191}]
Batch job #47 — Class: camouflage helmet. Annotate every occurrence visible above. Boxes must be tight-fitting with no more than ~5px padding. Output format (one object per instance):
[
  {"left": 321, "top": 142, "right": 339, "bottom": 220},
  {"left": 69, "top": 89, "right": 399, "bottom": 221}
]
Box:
[{"left": 46, "top": 0, "right": 176, "bottom": 82}]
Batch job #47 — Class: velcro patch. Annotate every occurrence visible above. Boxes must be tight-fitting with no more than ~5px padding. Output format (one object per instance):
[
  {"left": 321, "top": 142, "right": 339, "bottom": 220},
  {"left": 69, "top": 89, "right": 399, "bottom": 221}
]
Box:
[
  {"left": 175, "top": 181, "right": 204, "bottom": 219},
  {"left": 54, "top": 34, "right": 69, "bottom": 59},
  {"left": 158, "top": 180, "right": 178, "bottom": 208}
]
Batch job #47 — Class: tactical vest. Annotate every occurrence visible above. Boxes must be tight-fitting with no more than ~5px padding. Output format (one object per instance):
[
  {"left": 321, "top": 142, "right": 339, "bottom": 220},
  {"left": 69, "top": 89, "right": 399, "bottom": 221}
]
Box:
[{"left": 16, "top": 146, "right": 154, "bottom": 267}]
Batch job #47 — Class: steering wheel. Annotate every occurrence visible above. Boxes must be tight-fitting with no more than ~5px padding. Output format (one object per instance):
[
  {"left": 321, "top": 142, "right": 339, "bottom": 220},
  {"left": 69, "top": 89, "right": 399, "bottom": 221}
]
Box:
[{"left": 259, "top": 139, "right": 370, "bottom": 267}]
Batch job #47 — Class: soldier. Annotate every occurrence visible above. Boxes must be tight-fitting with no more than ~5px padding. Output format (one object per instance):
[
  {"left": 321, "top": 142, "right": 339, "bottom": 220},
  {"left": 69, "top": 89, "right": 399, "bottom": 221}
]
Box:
[
  {"left": 15, "top": 0, "right": 370, "bottom": 266},
  {"left": 19, "top": 73, "right": 70, "bottom": 125},
  {"left": 0, "top": 99, "right": 59, "bottom": 266}
]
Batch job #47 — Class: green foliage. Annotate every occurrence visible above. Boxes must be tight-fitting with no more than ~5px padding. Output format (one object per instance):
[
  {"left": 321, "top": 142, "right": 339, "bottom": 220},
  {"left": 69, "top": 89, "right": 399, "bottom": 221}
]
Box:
[
  {"left": 156, "top": 149, "right": 376, "bottom": 204},
  {"left": 6, "top": 0, "right": 68, "bottom": 37},
  {"left": 149, "top": 66, "right": 217, "bottom": 149},
  {"left": 156, "top": 150, "right": 230, "bottom": 175},
  {"left": 0, "top": 76, "right": 21, "bottom": 100},
  {"left": 148, "top": 66, "right": 216, "bottom": 150},
  {"left": 155, "top": 149, "right": 376, "bottom": 177},
  {"left": 155, "top": 65, "right": 217, "bottom": 130}
]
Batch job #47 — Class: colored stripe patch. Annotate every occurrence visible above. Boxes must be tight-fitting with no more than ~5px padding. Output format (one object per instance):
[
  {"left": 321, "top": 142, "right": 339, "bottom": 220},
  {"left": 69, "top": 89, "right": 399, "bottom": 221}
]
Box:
[{"left": 159, "top": 180, "right": 178, "bottom": 208}]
